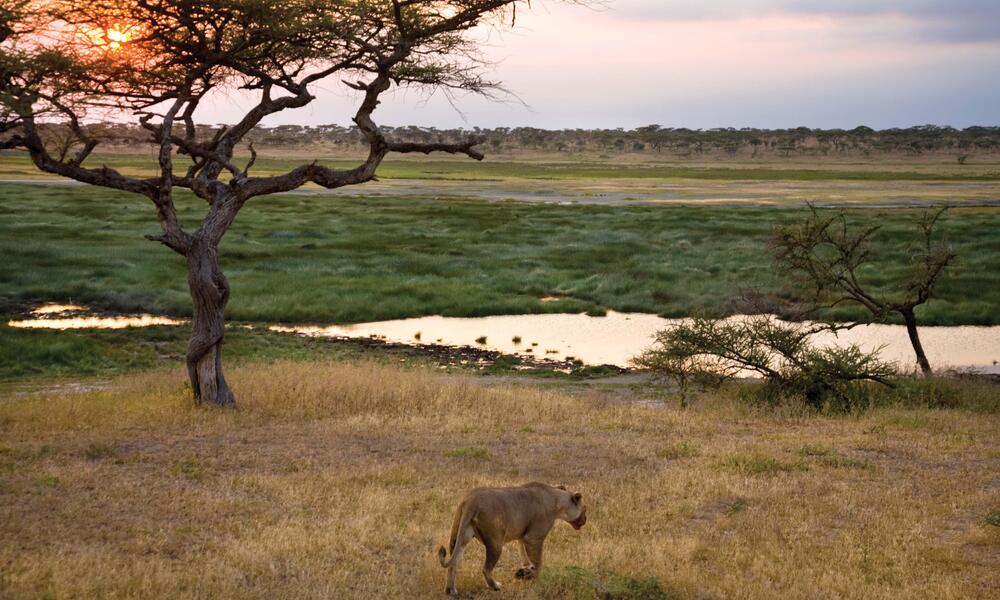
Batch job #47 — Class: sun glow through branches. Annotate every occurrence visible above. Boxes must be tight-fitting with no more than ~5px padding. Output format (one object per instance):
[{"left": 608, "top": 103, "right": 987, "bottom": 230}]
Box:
[{"left": 104, "top": 25, "right": 130, "bottom": 50}]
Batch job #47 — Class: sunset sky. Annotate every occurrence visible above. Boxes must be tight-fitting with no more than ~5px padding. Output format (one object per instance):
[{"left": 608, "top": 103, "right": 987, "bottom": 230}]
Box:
[{"left": 208, "top": 0, "right": 1000, "bottom": 129}]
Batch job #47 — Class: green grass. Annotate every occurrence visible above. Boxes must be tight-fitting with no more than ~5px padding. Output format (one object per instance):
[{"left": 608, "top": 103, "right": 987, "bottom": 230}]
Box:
[
  {"left": 721, "top": 453, "right": 807, "bottom": 476},
  {"left": 535, "top": 566, "right": 678, "bottom": 600},
  {"left": 986, "top": 508, "right": 1000, "bottom": 528},
  {"left": 444, "top": 446, "right": 491, "bottom": 459},
  {"left": 2, "top": 183, "right": 999, "bottom": 325},
  {"left": 2, "top": 151, "right": 998, "bottom": 181},
  {"left": 656, "top": 441, "right": 698, "bottom": 460},
  {"left": 0, "top": 320, "right": 412, "bottom": 382}
]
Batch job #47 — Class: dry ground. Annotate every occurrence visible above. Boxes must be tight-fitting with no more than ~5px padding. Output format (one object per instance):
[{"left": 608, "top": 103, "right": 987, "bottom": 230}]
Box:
[{"left": 1, "top": 361, "right": 998, "bottom": 599}]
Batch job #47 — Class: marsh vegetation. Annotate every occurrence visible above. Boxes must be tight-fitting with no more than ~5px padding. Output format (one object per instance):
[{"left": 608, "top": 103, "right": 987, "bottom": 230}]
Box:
[{"left": 3, "top": 183, "right": 999, "bottom": 326}]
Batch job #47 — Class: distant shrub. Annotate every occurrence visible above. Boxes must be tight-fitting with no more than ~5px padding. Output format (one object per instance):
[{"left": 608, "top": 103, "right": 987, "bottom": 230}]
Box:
[{"left": 475, "top": 335, "right": 487, "bottom": 344}]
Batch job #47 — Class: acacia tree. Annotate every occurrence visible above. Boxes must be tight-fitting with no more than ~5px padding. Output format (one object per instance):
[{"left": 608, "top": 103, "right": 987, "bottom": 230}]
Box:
[
  {"left": 773, "top": 205, "right": 955, "bottom": 375},
  {"left": 1, "top": 0, "right": 574, "bottom": 406},
  {"left": 634, "top": 315, "right": 896, "bottom": 411}
]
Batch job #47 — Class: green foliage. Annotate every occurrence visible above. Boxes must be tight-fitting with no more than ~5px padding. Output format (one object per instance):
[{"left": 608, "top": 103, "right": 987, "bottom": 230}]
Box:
[
  {"left": 535, "top": 566, "right": 675, "bottom": 600},
  {"left": 0, "top": 319, "right": 402, "bottom": 382}
]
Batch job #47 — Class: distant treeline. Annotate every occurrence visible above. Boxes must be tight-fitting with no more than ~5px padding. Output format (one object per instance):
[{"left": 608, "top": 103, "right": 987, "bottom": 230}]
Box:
[{"left": 24, "top": 123, "right": 1000, "bottom": 158}]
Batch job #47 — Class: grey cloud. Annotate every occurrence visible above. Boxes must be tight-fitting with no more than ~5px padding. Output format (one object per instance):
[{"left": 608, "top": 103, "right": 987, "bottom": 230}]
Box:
[
  {"left": 612, "top": 0, "right": 1000, "bottom": 43},
  {"left": 615, "top": 0, "right": 1000, "bottom": 20}
]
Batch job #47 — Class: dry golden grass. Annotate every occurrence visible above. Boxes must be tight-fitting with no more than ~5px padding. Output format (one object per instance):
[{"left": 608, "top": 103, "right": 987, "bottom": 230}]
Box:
[{"left": 1, "top": 361, "right": 998, "bottom": 599}]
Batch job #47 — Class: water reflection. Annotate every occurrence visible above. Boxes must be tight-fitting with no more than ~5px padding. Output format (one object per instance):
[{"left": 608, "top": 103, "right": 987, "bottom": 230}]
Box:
[
  {"left": 9, "top": 313, "right": 184, "bottom": 330},
  {"left": 9, "top": 303, "right": 999, "bottom": 373},
  {"left": 272, "top": 311, "right": 1000, "bottom": 373},
  {"left": 30, "top": 303, "right": 86, "bottom": 315}
]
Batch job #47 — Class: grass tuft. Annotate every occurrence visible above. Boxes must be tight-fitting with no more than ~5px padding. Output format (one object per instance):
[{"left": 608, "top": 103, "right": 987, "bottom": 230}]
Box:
[
  {"left": 82, "top": 442, "right": 116, "bottom": 460},
  {"left": 985, "top": 509, "right": 1000, "bottom": 528},
  {"left": 721, "top": 453, "right": 807, "bottom": 476},
  {"left": 445, "top": 447, "right": 491, "bottom": 460},
  {"left": 170, "top": 457, "right": 207, "bottom": 481},
  {"left": 656, "top": 441, "right": 697, "bottom": 460},
  {"left": 536, "top": 566, "right": 676, "bottom": 600}
]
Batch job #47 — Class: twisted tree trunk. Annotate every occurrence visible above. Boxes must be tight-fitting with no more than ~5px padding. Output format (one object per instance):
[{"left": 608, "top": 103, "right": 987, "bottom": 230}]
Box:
[
  {"left": 900, "top": 308, "right": 932, "bottom": 375},
  {"left": 186, "top": 240, "right": 235, "bottom": 406}
]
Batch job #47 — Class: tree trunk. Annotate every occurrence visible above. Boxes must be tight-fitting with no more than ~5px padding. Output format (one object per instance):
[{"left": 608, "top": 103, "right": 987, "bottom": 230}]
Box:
[
  {"left": 186, "top": 241, "right": 235, "bottom": 406},
  {"left": 901, "top": 308, "right": 932, "bottom": 375}
]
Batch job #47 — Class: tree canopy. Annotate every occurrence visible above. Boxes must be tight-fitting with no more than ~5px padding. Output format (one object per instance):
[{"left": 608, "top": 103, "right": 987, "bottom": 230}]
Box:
[{"left": 0, "top": 0, "right": 582, "bottom": 405}]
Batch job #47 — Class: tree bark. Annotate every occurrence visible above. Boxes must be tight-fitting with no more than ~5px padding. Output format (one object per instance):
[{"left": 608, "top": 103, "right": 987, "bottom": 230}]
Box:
[
  {"left": 186, "top": 240, "right": 235, "bottom": 406},
  {"left": 900, "top": 308, "right": 932, "bottom": 375}
]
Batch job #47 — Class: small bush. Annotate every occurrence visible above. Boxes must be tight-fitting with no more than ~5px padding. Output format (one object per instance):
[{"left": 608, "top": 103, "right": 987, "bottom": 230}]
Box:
[
  {"left": 475, "top": 336, "right": 487, "bottom": 345},
  {"left": 536, "top": 566, "right": 675, "bottom": 600},
  {"left": 635, "top": 316, "right": 895, "bottom": 413}
]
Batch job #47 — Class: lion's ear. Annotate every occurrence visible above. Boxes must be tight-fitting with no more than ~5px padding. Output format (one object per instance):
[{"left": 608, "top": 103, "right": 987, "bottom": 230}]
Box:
[{"left": 572, "top": 492, "right": 582, "bottom": 504}]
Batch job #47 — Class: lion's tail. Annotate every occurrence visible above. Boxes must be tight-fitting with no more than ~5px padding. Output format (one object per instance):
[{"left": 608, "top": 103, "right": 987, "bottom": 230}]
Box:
[{"left": 438, "top": 502, "right": 477, "bottom": 568}]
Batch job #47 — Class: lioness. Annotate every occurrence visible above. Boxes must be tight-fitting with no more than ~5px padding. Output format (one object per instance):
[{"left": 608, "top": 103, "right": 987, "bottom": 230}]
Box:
[{"left": 437, "top": 482, "right": 587, "bottom": 595}]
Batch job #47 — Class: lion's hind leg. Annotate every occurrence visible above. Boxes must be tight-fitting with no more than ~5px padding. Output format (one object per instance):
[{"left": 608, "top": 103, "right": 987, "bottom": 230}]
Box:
[
  {"left": 445, "top": 523, "right": 475, "bottom": 595},
  {"left": 482, "top": 537, "right": 503, "bottom": 591}
]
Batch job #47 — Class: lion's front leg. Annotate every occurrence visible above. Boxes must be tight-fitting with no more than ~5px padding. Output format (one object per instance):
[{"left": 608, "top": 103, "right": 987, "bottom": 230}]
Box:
[
  {"left": 515, "top": 538, "right": 543, "bottom": 579},
  {"left": 515, "top": 540, "right": 533, "bottom": 578}
]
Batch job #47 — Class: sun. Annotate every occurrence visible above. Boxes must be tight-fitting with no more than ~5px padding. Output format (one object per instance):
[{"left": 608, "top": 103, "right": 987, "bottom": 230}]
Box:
[{"left": 105, "top": 25, "right": 130, "bottom": 50}]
